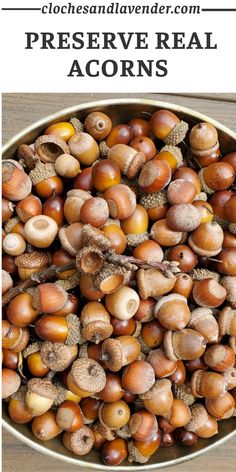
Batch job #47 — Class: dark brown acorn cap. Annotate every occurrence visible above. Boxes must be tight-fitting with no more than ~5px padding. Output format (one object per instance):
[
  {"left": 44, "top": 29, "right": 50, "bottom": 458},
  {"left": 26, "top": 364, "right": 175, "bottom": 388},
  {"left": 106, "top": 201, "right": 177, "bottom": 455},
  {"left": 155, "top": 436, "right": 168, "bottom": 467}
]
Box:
[
  {"left": 27, "top": 378, "right": 57, "bottom": 400},
  {"left": 126, "top": 232, "right": 149, "bottom": 248},
  {"left": 40, "top": 342, "right": 78, "bottom": 371},
  {"left": 63, "top": 426, "right": 94, "bottom": 455},
  {"left": 76, "top": 245, "right": 104, "bottom": 275},
  {"left": 17, "top": 144, "right": 39, "bottom": 170},
  {"left": 66, "top": 314, "right": 83, "bottom": 346},
  {"left": 82, "top": 321, "right": 113, "bottom": 344},
  {"left": 55, "top": 273, "right": 80, "bottom": 291},
  {"left": 116, "top": 425, "right": 131, "bottom": 439},
  {"left": 11, "top": 385, "right": 28, "bottom": 401},
  {"left": 101, "top": 338, "right": 123, "bottom": 371},
  {"left": 15, "top": 251, "right": 49, "bottom": 269},
  {"left": 70, "top": 359, "right": 106, "bottom": 393},
  {"left": 81, "top": 224, "right": 112, "bottom": 251}
]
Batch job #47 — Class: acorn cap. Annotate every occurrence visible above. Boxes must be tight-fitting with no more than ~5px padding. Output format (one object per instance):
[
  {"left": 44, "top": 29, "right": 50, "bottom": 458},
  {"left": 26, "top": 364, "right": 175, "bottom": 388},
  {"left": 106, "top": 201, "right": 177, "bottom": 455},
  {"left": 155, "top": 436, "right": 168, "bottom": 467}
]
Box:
[
  {"left": 160, "top": 145, "right": 183, "bottom": 168},
  {"left": 70, "top": 358, "right": 106, "bottom": 393},
  {"left": 66, "top": 314, "right": 82, "bottom": 346},
  {"left": 27, "top": 378, "right": 58, "bottom": 400},
  {"left": 213, "top": 214, "right": 228, "bottom": 229},
  {"left": 126, "top": 152, "right": 146, "bottom": 179},
  {"left": 186, "top": 403, "right": 208, "bottom": 433},
  {"left": 116, "top": 425, "right": 131, "bottom": 439},
  {"left": 154, "top": 293, "right": 187, "bottom": 314},
  {"left": 189, "top": 307, "right": 214, "bottom": 326},
  {"left": 63, "top": 426, "right": 94, "bottom": 455},
  {"left": 58, "top": 226, "right": 78, "bottom": 256},
  {"left": 164, "top": 120, "right": 188, "bottom": 146},
  {"left": 139, "top": 379, "right": 171, "bottom": 400},
  {"left": 17, "top": 144, "right": 39, "bottom": 170},
  {"left": 229, "top": 223, "right": 236, "bottom": 235},
  {"left": 15, "top": 251, "right": 50, "bottom": 269},
  {"left": 193, "top": 192, "right": 208, "bottom": 202},
  {"left": 82, "top": 321, "right": 113, "bottom": 344},
  {"left": 99, "top": 140, "right": 110, "bottom": 157},
  {"left": 128, "top": 441, "right": 149, "bottom": 464},
  {"left": 94, "top": 263, "right": 128, "bottom": 294},
  {"left": 191, "top": 141, "right": 219, "bottom": 158},
  {"left": 53, "top": 381, "right": 67, "bottom": 406},
  {"left": 93, "top": 422, "right": 116, "bottom": 441},
  {"left": 23, "top": 341, "right": 43, "bottom": 359},
  {"left": 102, "top": 218, "right": 121, "bottom": 228},
  {"left": 101, "top": 338, "right": 123, "bottom": 371},
  {"left": 29, "top": 160, "right": 57, "bottom": 185},
  {"left": 4, "top": 216, "right": 21, "bottom": 234},
  {"left": 70, "top": 117, "right": 84, "bottom": 133},
  {"left": 190, "top": 268, "right": 220, "bottom": 282},
  {"left": 81, "top": 224, "right": 112, "bottom": 251},
  {"left": 126, "top": 232, "right": 149, "bottom": 248},
  {"left": 173, "top": 383, "right": 195, "bottom": 406},
  {"left": 55, "top": 274, "right": 80, "bottom": 291},
  {"left": 140, "top": 190, "right": 168, "bottom": 209},
  {"left": 10, "top": 385, "right": 28, "bottom": 402},
  {"left": 220, "top": 276, "right": 236, "bottom": 308},
  {"left": 34, "top": 134, "right": 69, "bottom": 163},
  {"left": 40, "top": 342, "right": 78, "bottom": 371},
  {"left": 76, "top": 245, "right": 104, "bottom": 275},
  {"left": 229, "top": 337, "right": 236, "bottom": 353},
  {"left": 218, "top": 307, "right": 234, "bottom": 336},
  {"left": 198, "top": 169, "right": 215, "bottom": 195}
]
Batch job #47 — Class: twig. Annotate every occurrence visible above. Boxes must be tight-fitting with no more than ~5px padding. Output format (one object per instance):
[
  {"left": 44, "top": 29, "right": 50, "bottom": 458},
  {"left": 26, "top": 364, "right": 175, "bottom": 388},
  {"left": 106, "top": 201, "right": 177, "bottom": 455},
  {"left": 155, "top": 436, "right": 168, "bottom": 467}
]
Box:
[{"left": 2, "top": 256, "right": 179, "bottom": 307}]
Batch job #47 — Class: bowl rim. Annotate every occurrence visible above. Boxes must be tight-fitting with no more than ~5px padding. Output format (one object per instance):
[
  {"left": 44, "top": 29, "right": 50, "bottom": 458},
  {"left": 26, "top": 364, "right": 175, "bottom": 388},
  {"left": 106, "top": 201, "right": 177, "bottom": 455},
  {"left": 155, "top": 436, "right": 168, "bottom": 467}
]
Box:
[{"left": 2, "top": 97, "right": 236, "bottom": 470}]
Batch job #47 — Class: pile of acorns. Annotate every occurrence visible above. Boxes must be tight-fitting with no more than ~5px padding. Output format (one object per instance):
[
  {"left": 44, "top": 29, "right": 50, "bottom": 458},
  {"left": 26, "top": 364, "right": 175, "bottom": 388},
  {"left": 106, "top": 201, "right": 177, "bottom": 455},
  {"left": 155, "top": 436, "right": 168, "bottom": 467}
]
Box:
[{"left": 2, "top": 108, "right": 236, "bottom": 466}]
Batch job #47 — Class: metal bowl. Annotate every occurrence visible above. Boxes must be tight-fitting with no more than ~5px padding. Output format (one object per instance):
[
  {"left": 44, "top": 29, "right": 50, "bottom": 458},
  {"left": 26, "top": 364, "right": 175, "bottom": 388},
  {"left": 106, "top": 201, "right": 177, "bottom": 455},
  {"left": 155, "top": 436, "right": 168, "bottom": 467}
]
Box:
[{"left": 2, "top": 98, "right": 236, "bottom": 470}]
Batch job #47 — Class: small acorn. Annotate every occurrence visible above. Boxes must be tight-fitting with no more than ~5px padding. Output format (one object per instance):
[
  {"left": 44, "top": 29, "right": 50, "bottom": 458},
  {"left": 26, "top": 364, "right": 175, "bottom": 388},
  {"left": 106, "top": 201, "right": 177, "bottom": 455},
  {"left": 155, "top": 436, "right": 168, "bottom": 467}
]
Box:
[
  {"left": 189, "top": 123, "right": 219, "bottom": 158},
  {"left": 150, "top": 109, "right": 188, "bottom": 145},
  {"left": 25, "top": 378, "right": 58, "bottom": 416}
]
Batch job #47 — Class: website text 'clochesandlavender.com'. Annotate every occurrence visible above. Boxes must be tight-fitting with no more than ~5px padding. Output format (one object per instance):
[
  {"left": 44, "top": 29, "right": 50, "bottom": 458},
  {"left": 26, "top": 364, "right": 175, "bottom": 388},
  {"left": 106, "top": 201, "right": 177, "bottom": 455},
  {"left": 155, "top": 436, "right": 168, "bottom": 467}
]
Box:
[{"left": 40, "top": 2, "right": 202, "bottom": 15}]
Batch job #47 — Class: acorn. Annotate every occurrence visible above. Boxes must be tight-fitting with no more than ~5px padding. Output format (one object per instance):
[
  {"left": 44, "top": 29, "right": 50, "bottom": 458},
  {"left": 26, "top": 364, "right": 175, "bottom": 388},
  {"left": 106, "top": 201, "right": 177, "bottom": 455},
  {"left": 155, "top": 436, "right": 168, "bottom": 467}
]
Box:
[
  {"left": 104, "top": 184, "right": 136, "bottom": 220},
  {"left": 64, "top": 189, "right": 91, "bottom": 224},
  {"left": 68, "top": 132, "right": 99, "bottom": 166},
  {"left": 150, "top": 109, "right": 188, "bottom": 145},
  {"left": 31, "top": 283, "right": 68, "bottom": 314},
  {"left": 56, "top": 400, "right": 84, "bottom": 432},
  {"left": 140, "top": 190, "right": 169, "bottom": 222},
  {"left": 205, "top": 392, "right": 235, "bottom": 419},
  {"left": 24, "top": 215, "right": 58, "bottom": 248},
  {"left": 2, "top": 160, "right": 32, "bottom": 201},
  {"left": 127, "top": 432, "right": 161, "bottom": 464},
  {"left": 80, "top": 301, "right": 113, "bottom": 344},
  {"left": 218, "top": 306, "right": 236, "bottom": 336},
  {"left": 59, "top": 222, "right": 83, "bottom": 256},
  {"left": 108, "top": 144, "right": 145, "bottom": 179},
  {"left": 156, "top": 145, "right": 183, "bottom": 171},
  {"left": 29, "top": 161, "right": 63, "bottom": 198},
  {"left": 166, "top": 203, "right": 201, "bottom": 232},
  {"left": 2, "top": 270, "right": 13, "bottom": 295},
  {"left": 105, "top": 286, "right": 140, "bottom": 320},
  {"left": 14, "top": 251, "right": 50, "bottom": 280},
  {"left": 122, "top": 360, "right": 155, "bottom": 395},
  {"left": 146, "top": 349, "right": 177, "bottom": 378},
  {"left": 203, "top": 345, "right": 235, "bottom": 372},
  {"left": 164, "top": 329, "right": 207, "bottom": 361},
  {"left": 188, "top": 221, "right": 224, "bottom": 256},
  {"left": 2, "top": 368, "right": 21, "bottom": 399},
  {"left": 167, "top": 179, "right": 197, "bottom": 205},
  {"left": 189, "top": 122, "right": 219, "bottom": 157},
  {"left": 188, "top": 307, "right": 219, "bottom": 343},
  {"left": 101, "top": 336, "right": 141, "bottom": 372},
  {"left": 34, "top": 134, "right": 69, "bottom": 163},
  {"left": 2, "top": 233, "right": 26, "bottom": 256},
  {"left": 67, "top": 359, "right": 106, "bottom": 397},
  {"left": 137, "top": 268, "right": 176, "bottom": 300},
  {"left": 138, "top": 160, "right": 171, "bottom": 193},
  {"left": 8, "top": 386, "right": 33, "bottom": 424},
  {"left": 32, "top": 410, "right": 63, "bottom": 440},
  {"left": 25, "top": 378, "right": 58, "bottom": 416},
  {"left": 192, "top": 278, "right": 226, "bottom": 308},
  {"left": 2, "top": 198, "right": 15, "bottom": 224},
  {"left": 106, "top": 123, "right": 131, "bottom": 147},
  {"left": 150, "top": 219, "right": 183, "bottom": 247},
  {"left": 63, "top": 426, "right": 95, "bottom": 455},
  {"left": 191, "top": 370, "right": 228, "bottom": 398},
  {"left": 130, "top": 136, "right": 156, "bottom": 162},
  {"left": 55, "top": 153, "right": 81, "bottom": 178},
  {"left": 40, "top": 342, "right": 78, "bottom": 371},
  {"left": 84, "top": 111, "right": 112, "bottom": 141},
  {"left": 35, "top": 313, "right": 81, "bottom": 346},
  {"left": 154, "top": 294, "right": 190, "bottom": 331},
  {"left": 140, "top": 379, "right": 173, "bottom": 416},
  {"left": 186, "top": 403, "right": 218, "bottom": 438}
]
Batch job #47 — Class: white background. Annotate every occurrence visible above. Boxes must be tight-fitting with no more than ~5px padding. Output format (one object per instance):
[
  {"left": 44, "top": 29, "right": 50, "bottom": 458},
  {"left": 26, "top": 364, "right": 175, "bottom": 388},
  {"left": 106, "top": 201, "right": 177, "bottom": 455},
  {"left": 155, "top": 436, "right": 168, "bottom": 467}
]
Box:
[{"left": 0, "top": 0, "right": 236, "bottom": 92}]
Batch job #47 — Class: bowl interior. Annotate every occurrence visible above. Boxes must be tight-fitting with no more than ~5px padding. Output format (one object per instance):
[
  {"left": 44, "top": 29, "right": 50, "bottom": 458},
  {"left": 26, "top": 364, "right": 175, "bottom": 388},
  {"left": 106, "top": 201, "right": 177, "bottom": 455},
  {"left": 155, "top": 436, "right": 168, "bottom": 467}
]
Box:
[{"left": 2, "top": 98, "right": 236, "bottom": 470}]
